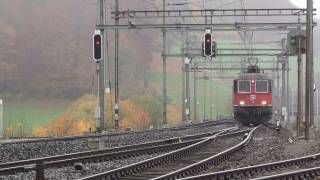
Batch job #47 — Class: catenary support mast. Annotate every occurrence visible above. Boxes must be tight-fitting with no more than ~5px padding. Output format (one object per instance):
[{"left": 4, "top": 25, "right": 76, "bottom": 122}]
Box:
[{"left": 162, "top": 0, "right": 168, "bottom": 127}]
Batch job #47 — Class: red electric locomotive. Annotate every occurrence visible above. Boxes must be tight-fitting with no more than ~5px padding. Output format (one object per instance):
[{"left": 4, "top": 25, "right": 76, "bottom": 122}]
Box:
[{"left": 233, "top": 66, "right": 272, "bottom": 125}]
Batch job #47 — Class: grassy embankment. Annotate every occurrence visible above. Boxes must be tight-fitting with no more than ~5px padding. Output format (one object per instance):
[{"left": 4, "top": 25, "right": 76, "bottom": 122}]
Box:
[{"left": 3, "top": 99, "right": 69, "bottom": 136}]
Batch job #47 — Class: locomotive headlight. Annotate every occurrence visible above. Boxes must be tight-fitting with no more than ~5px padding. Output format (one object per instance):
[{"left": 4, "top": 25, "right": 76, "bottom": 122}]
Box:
[
  {"left": 240, "top": 101, "right": 245, "bottom": 105},
  {"left": 261, "top": 101, "right": 267, "bottom": 105}
]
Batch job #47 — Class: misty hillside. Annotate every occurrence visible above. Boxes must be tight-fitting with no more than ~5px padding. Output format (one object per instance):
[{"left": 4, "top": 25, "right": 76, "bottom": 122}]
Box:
[{"left": 0, "top": 0, "right": 318, "bottom": 99}]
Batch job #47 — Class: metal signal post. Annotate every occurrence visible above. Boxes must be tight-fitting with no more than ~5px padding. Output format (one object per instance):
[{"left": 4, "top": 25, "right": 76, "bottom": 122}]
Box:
[
  {"left": 162, "top": 0, "right": 168, "bottom": 127},
  {"left": 305, "top": 0, "right": 314, "bottom": 140},
  {"left": 93, "top": 0, "right": 106, "bottom": 133},
  {"left": 93, "top": 30, "right": 104, "bottom": 132},
  {"left": 193, "top": 64, "right": 197, "bottom": 122},
  {"left": 114, "top": 0, "right": 120, "bottom": 130},
  {"left": 0, "top": 99, "right": 3, "bottom": 138}
]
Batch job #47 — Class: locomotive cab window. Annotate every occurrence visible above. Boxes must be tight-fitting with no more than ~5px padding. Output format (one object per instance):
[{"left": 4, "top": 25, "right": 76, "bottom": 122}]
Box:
[
  {"left": 256, "top": 80, "right": 268, "bottom": 93},
  {"left": 238, "top": 80, "right": 251, "bottom": 93}
]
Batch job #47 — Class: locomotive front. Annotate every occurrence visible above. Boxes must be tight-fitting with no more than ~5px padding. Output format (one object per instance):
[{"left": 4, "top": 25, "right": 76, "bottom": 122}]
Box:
[{"left": 233, "top": 66, "right": 273, "bottom": 125}]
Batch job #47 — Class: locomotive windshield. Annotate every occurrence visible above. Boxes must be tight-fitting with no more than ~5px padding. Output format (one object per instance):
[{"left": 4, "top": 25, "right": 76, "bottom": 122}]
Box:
[
  {"left": 256, "top": 80, "right": 268, "bottom": 93},
  {"left": 238, "top": 80, "right": 251, "bottom": 93}
]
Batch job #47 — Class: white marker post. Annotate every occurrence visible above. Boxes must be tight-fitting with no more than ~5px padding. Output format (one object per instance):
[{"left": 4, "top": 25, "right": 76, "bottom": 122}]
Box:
[{"left": 0, "top": 99, "right": 3, "bottom": 138}]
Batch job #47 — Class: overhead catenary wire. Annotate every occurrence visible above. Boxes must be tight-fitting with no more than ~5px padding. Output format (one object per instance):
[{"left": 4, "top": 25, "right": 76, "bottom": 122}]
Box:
[{"left": 103, "top": 0, "right": 296, "bottom": 121}]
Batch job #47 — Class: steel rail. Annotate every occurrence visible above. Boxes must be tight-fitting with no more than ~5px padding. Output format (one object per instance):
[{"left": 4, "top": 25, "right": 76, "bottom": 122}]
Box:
[
  {"left": 0, "top": 139, "right": 201, "bottom": 176},
  {"left": 251, "top": 166, "right": 320, "bottom": 180},
  {"left": 78, "top": 127, "right": 243, "bottom": 180},
  {"left": 0, "top": 140, "right": 200, "bottom": 176},
  {"left": 0, "top": 130, "right": 227, "bottom": 175},
  {"left": 1, "top": 118, "right": 233, "bottom": 145},
  {"left": 169, "top": 117, "right": 234, "bottom": 130},
  {"left": 179, "top": 152, "right": 320, "bottom": 179},
  {"left": 45, "top": 139, "right": 200, "bottom": 168},
  {"left": 152, "top": 126, "right": 259, "bottom": 180}
]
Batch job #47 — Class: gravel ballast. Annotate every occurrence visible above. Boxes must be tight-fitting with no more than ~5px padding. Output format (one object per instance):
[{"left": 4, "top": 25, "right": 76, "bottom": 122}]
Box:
[
  {"left": 204, "top": 126, "right": 320, "bottom": 177},
  {"left": 0, "top": 122, "right": 233, "bottom": 163},
  {"left": 3, "top": 126, "right": 320, "bottom": 180}
]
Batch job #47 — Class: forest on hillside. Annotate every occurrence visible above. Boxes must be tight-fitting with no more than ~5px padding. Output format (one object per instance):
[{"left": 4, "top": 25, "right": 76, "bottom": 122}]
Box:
[
  {"left": 0, "top": 0, "right": 319, "bottom": 100},
  {"left": 0, "top": 0, "right": 157, "bottom": 99}
]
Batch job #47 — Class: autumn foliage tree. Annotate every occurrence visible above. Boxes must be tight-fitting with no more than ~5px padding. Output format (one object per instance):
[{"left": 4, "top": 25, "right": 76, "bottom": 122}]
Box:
[
  {"left": 32, "top": 127, "right": 48, "bottom": 137},
  {"left": 129, "top": 95, "right": 162, "bottom": 128},
  {"left": 32, "top": 94, "right": 152, "bottom": 136},
  {"left": 119, "top": 100, "right": 151, "bottom": 130},
  {"left": 167, "top": 105, "right": 181, "bottom": 126},
  {"left": 32, "top": 94, "right": 96, "bottom": 137},
  {"left": 32, "top": 94, "right": 180, "bottom": 137}
]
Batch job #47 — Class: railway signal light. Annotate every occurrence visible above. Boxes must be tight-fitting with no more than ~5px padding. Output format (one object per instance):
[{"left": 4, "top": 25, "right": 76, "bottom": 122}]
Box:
[
  {"left": 287, "top": 30, "right": 306, "bottom": 55},
  {"left": 93, "top": 32, "right": 103, "bottom": 61},
  {"left": 203, "top": 31, "right": 212, "bottom": 57},
  {"left": 290, "top": 35, "right": 296, "bottom": 45}
]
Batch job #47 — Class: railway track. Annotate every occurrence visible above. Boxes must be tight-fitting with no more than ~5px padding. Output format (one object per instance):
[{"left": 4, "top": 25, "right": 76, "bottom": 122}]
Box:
[
  {"left": 179, "top": 147, "right": 320, "bottom": 180},
  {"left": 1, "top": 118, "right": 234, "bottom": 145},
  {"left": 79, "top": 126, "right": 257, "bottom": 180},
  {"left": 0, "top": 118, "right": 236, "bottom": 167},
  {"left": 0, "top": 128, "right": 235, "bottom": 178},
  {"left": 251, "top": 167, "right": 320, "bottom": 180}
]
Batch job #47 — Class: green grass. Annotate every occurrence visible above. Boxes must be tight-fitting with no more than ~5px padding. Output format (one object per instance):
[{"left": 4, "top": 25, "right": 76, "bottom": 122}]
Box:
[
  {"left": 4, "top": 107, "right": 63, "bottom": 127},
  {"left": 3, "top": 99, "right": 69, "bottom": 133}
]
